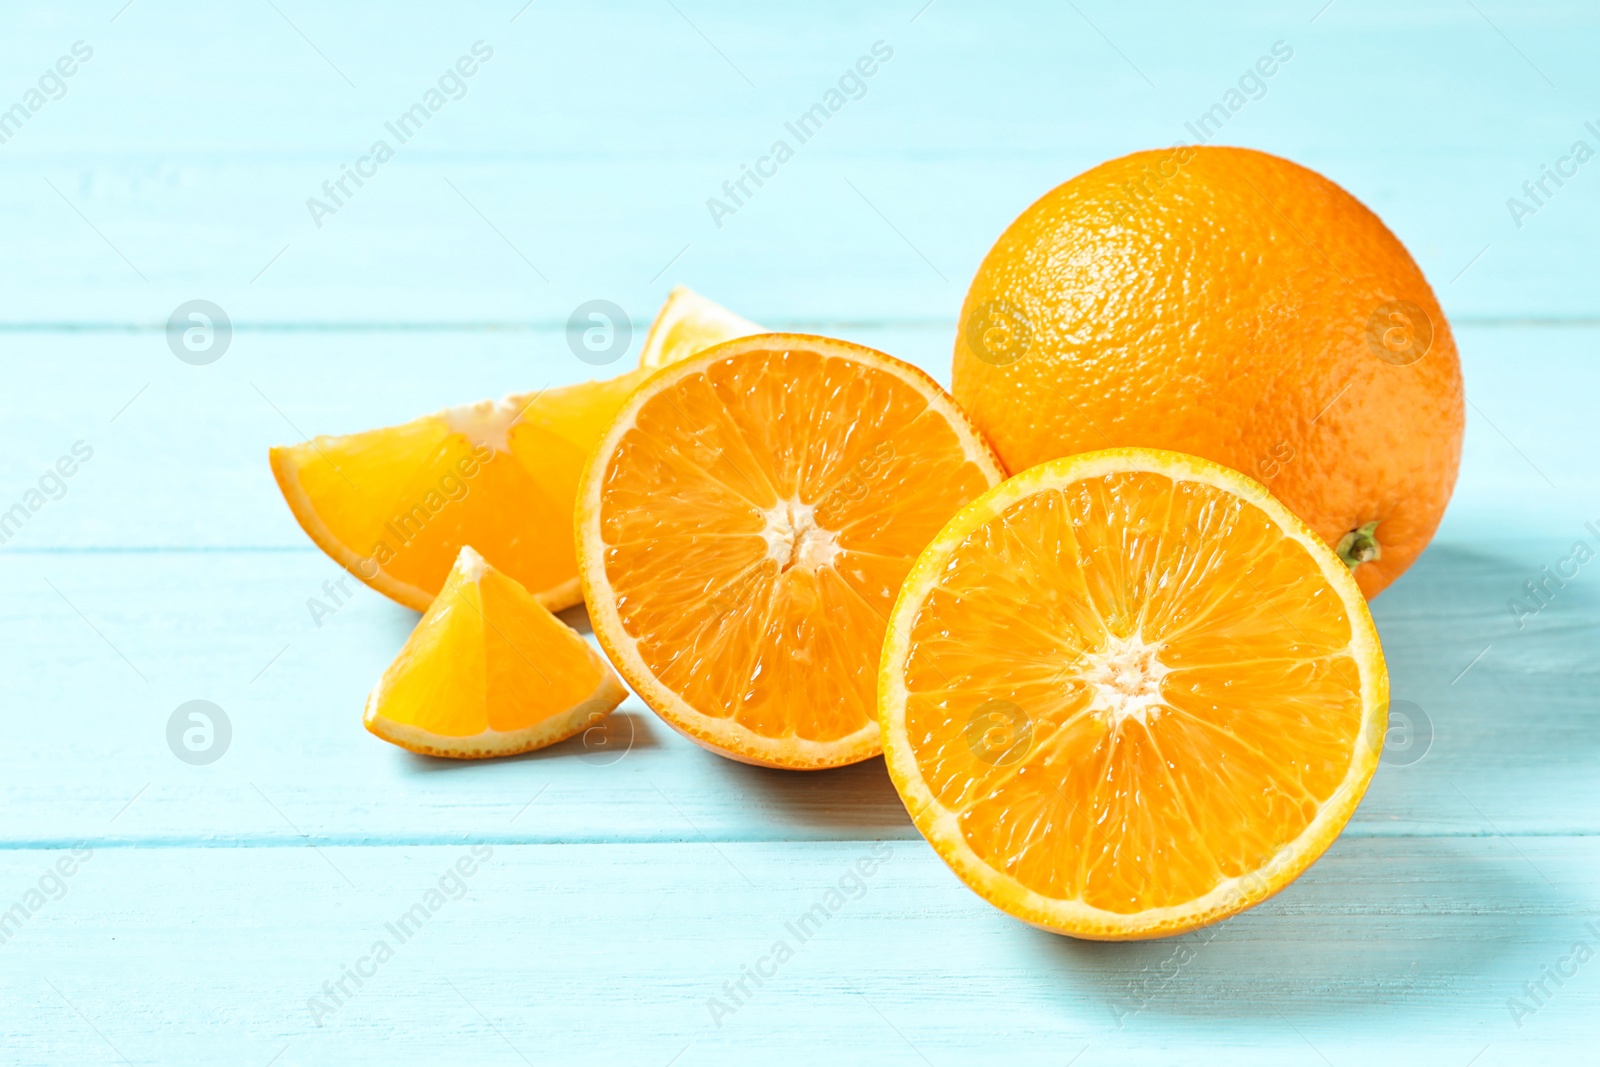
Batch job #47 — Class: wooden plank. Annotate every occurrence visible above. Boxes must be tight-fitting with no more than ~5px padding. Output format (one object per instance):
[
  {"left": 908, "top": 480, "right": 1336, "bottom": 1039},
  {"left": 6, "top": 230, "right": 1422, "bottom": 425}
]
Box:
[
  {"left": 0, "top": 837, "right": 1594, "bottom": 1065},
  {"left": 0, "top": 527, "right": 1593, "bottom": 844},
  {"left": 0, "top": 2, "right": 1597, "bottom": 324},
  {"left": 0, "top": 324, "right": 1592, "bottom": 551}
]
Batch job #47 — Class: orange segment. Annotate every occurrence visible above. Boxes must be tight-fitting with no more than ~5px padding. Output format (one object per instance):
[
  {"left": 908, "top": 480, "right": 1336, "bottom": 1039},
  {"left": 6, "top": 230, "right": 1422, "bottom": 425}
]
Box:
[
  {"left": 577, "top": 335, "right": 1005, "bottom": 769},
  {"left": 637, "top": 286, "right": 761, "bottom": 370},
  {"left": 364, "top": 546, "right": 626, "bottom": 758},
  {"left": 271, "top": 371, "right": 650, "bottom": 612},
  {"left": 879, "top": 449, "right": 1388, "bottom": 939}
]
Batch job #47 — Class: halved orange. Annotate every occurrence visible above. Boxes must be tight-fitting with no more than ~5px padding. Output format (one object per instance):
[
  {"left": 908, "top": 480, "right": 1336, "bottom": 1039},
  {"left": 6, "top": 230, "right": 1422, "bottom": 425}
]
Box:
[
  {"left": 576, "top": 335, "right": 1005, "bottom": 769},
  {"left": 879, "top": 449, "right": 1388, "bottom": 939},
  {"left": 637, "top": 286, "right": 761, "bottom": 370},
  {"left": 364, "top": 546, "right": 626, "bottom": 758}
]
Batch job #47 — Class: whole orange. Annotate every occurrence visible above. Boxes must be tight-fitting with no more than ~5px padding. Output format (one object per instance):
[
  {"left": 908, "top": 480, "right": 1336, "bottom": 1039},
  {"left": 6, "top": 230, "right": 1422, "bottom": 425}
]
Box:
[{"left": 952, "top": 146, "right": 1462, "bottom": 597}]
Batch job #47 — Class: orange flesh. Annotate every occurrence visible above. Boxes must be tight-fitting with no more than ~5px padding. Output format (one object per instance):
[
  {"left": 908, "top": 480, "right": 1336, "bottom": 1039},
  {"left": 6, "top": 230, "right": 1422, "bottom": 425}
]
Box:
[
  {"left": 371, "top": 552, "right": 613, "bottom": 737},
  {"left": 637, "top": 287, "right": 761, "bottom": 369},
  {"left": 276, "top": 370, "right": 648, "bottom": 609},
  {"left": 597, "top": 347, "right": 997, "bottom": 746},
  {"left": 901, "top": 470, "right": 1366, "bottom": 913}
]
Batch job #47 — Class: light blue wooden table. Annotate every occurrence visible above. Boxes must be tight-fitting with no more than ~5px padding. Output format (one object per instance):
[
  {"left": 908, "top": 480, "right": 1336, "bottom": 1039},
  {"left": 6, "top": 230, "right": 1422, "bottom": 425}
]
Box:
[{"left": 2, "top": 2, "right": 1597, "bottom": 1063}]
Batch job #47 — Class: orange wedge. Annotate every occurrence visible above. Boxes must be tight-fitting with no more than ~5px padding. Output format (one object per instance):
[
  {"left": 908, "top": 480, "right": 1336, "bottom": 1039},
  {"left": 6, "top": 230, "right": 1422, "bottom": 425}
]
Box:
[
  {"left": 364, "top": 546, "right": 626, "bottom": 758},
  {"left": 879, "top": 449, "right": 1388, "bottom": 939},
  {"left": 576, "top": 334, "right": 1005, "bottom": 769},
  {"left": 271, "top": 370, "right": 651, "bottom": 612},
  {"left": 637, "top": 286, "right": 761, "bottom": 370},
  {"left": 271, "top": 289, "right": 759, "bottom": 613}
]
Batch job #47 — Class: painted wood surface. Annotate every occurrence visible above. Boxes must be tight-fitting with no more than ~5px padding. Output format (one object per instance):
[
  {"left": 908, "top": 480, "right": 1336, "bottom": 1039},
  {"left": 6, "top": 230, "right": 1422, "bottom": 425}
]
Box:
[
  {"left": 2, "top": 0, "right": 1598, "bottom": 1063},
  {"left": 1, "top": 839, "right": 1596, "bottom": 1066}
]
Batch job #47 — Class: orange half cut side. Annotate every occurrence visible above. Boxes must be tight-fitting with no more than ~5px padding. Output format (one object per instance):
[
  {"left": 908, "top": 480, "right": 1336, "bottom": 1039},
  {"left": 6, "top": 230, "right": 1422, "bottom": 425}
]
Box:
[
  {"left": 577, "top": 334, "right": 1005, "bottom": 769},
  {"left": 879, "top": 448, "right": 1389, "bottom": 939}
]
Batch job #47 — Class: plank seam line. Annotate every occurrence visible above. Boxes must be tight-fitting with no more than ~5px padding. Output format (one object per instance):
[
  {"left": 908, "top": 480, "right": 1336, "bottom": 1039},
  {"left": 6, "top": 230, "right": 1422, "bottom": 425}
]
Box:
[
  {"left": 0, "top": 316, "right": 1593, "bottom": 332},
  {"left": 0, "top": 829, "right": 1595, "bottom": 850}
]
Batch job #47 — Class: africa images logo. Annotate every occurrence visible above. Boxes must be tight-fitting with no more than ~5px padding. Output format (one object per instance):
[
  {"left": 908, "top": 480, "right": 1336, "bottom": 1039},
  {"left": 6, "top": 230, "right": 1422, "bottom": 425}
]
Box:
[
  {"left": 307, "top": 845, "right": 495, "bottom": 1027},
  {"left": 705, "top": 842, "right": 893, "bottom": 1028},
  {"left": 305, "top": 41, "right": 494, "bottom": 229},
  {"left": 0, "top": 41, "right": 94, "bottom": 147},
  {"left": 705, "top": 40, "right": 894, "bottom": 228}
]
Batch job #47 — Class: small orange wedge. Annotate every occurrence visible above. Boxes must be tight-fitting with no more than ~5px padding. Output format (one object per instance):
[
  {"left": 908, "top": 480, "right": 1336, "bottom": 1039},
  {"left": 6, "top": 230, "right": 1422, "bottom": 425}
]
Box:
[
  {"left": 576, "top": 334, "right": 1005, "bottom": 769},
  {"left": 636, "top": 286, "right": 761, "bottom": 370},
  {"left": 879, "top": 449, "right": 1389, "bottom": 939},
  {"left": 364, "top": 546, "right": 626, "bottom": 758}
]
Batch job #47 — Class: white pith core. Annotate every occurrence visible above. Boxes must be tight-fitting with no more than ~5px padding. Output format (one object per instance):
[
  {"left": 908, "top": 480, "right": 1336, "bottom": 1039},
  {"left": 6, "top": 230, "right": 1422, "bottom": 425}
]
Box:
[
  {"left": 761, "top": 499, "right": 840, "bottom": 573},
  {"left": 454, "top": 545, "right": 488, "bottom": 581},
  {"left": 442, "top": 395, "right": 521, "bottom": 453},
  {"left": 1079, "top": 632, "right": 1171, "bottom": 727}
]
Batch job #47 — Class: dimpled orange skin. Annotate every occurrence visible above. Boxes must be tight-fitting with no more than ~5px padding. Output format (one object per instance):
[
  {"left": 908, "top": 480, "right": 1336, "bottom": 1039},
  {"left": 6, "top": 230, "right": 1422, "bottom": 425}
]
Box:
[{"left": 952, "top": 146, "right": 1463, "bottom": 598}]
